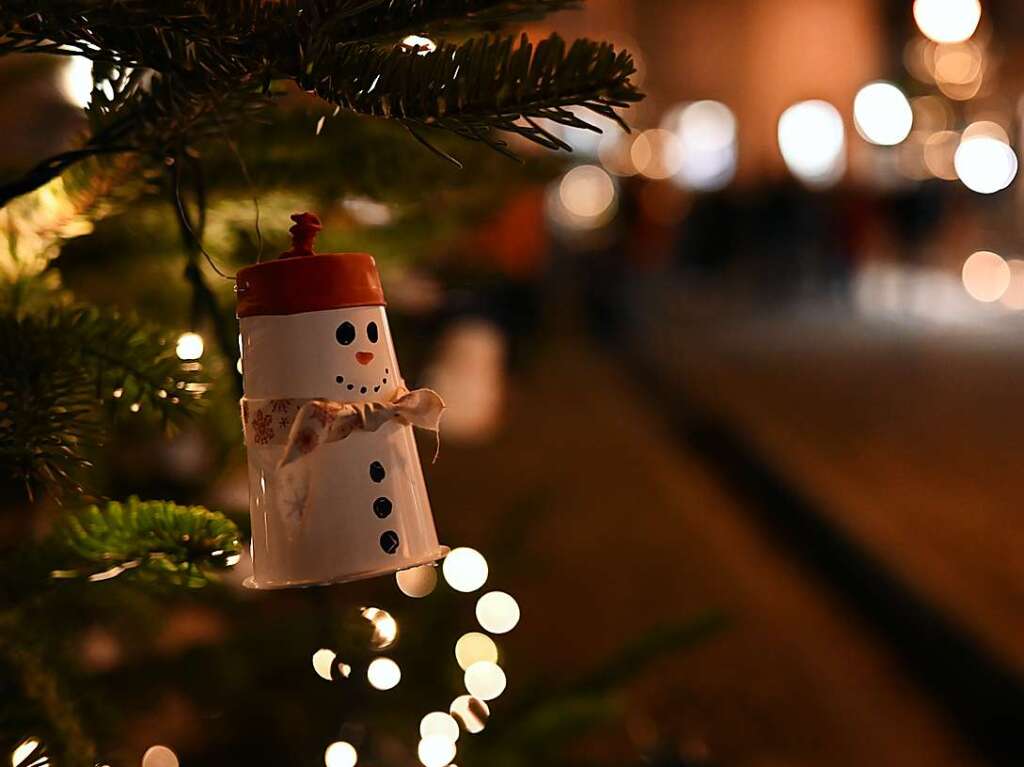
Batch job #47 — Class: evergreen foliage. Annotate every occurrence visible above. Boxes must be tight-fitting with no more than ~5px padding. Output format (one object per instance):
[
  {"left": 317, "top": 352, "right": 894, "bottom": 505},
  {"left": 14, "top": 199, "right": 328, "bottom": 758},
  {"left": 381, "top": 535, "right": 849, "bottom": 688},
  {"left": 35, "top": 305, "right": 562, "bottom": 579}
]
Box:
[{"left": 0, "top": 307, "right": 202, "bottom": 498}]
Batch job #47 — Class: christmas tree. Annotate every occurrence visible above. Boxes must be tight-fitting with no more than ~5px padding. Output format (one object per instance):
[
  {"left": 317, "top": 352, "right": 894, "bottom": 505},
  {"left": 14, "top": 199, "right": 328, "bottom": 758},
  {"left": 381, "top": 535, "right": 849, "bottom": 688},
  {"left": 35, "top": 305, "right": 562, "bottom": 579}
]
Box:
[{"left": 0, "top": 4, "right": 718, "bottom": 766}]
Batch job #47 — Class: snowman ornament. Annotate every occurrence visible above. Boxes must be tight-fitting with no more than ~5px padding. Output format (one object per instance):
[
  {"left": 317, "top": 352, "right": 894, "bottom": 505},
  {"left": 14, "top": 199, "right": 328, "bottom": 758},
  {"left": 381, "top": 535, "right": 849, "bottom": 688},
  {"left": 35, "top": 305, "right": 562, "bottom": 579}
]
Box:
[{"left": 237, "top": 213, "right": 447, "bottom": 588}]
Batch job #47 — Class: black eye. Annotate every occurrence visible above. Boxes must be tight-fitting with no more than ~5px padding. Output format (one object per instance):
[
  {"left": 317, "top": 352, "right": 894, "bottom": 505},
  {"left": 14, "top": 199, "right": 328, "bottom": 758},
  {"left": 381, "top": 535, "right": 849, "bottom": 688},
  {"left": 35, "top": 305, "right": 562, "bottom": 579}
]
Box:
[
  {"left": 367, "top": 321, "right": 379, "bottom": 343},
  {"left": 336, "top": 322, "right": 355, "bottom": 345}
]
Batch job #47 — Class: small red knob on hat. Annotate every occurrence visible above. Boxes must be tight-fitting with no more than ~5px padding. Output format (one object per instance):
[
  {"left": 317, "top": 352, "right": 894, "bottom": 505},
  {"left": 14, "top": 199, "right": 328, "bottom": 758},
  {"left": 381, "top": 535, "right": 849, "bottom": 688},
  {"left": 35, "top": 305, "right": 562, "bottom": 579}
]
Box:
[{"left": 281, "top": 212, "right": 322, "bottom": 258}]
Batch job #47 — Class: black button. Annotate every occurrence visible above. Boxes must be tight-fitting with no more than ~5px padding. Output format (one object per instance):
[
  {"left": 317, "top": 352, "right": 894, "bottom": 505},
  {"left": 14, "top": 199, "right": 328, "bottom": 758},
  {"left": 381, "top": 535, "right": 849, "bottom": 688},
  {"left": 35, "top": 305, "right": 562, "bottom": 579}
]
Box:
[
  {"left": 373, "top": 497, "right": 393, "bottom": 518},
  {"left": 380, "top": 530, "right": 399, "bottom": 554},
  {"left": 370, "top": 461, "right": 386, "bottom": 482}
]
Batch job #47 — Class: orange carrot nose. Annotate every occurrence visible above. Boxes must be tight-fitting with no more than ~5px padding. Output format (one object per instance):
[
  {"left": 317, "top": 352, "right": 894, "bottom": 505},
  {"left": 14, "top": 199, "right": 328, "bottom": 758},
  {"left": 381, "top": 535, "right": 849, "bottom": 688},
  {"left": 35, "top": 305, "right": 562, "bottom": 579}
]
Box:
[{"left": 355, "top": 352, "right": 374, "bottom": 365}]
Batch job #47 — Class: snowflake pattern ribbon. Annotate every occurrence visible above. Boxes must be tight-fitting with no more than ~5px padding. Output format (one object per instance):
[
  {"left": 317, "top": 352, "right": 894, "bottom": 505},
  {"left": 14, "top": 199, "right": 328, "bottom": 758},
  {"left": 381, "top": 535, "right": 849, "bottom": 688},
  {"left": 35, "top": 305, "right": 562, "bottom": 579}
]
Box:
[{"left": 241, "top": 387, "right": 445, "bottom": 468}]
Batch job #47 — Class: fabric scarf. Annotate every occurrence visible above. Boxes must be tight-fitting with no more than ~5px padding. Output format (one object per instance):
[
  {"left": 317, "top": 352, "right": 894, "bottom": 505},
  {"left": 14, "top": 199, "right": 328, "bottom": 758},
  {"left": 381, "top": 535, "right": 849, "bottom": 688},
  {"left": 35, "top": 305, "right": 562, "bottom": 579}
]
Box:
[{"left": 241, "top": 387, "right": 445, "bottom": 469}]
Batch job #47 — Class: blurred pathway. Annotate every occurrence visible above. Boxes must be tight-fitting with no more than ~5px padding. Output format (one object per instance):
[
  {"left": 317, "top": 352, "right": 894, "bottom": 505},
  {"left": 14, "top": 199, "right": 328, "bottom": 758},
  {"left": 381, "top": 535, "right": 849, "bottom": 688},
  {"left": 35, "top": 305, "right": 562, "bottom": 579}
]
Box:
[{"left": 425, "top": 335, "right": 981, "bottom": 767}]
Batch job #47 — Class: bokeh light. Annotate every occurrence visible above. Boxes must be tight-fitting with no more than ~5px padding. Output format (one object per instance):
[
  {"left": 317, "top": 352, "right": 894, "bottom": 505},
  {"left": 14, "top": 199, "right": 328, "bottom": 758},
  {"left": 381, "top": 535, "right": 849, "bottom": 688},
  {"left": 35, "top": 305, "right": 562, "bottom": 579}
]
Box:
[
  {"left": 442, "top": 548, "right": 488, "bottom": 592},
  {"left": 59, "top": 56, "right": 93, "bottom": 109},
  {"left": 475, "top": 591, "right": 520, "bottom": 634},
  {"left": 312, "top": 648, "right": 337, "bottom": 681},
  {"left": 397, "top": 564, "right": 438, "bottom": 598},
  {"left": 417, "top": 735, "right": 456, "bottom": 767},
  {"left": 853, "top": 82, "right": 913, "bottom": 146},
  {"left": 454, "top": 632, "right": 498, "bottom": 670},
  {"left": 559, "top": 165, "right": 616, "bottom": 219},
  {"left": 141, "top": 746, "right": 179, "bottom": 767},
  {"left": 450, "top": 695, "right": 490, "bottom": 734},
  {"left": 464, "top": 660, "right": 507, "bottom": 700},
  {"left": 175, "top": 331, "right": 204, "bottom": 361},
  {"left": 665, "top": 100, "right": 738, "bottom": 191},
  {"left": 630, "top": 128, "right": 683, "bottom": 180},
  {"left": 1000, "top": 260, "right": 1024, "bottom": 310},
  {"left": 324, "top": 741, "right": 358, "bottom": 767},
  {"left": 954, "top": 133, "right": 1018, "bottom": 193},
  {"left": 913, "top": 0, "right": 982, "bottom": 44},
  {"left": 360, "top": 606, "right": 398, "bottom": 649},
  {"left": 962, "top": 250, "right": 1010, "bottom": 302},
  {"left": 777, "top": 100, "right": 846, "bottom": 187},
  {"left": 366, "top": 657, "right": 401, "bottom": 690},
  {"left": 597, "top": 133, "right": 639, "bottom": 177},
  {"left": 419, "top": 711, "right": 460, "bottom": 742}
]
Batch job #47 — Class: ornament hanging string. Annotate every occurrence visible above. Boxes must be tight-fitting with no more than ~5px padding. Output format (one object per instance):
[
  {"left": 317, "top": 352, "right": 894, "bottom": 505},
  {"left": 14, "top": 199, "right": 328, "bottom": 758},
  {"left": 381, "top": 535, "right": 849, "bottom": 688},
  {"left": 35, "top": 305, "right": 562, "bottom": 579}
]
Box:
[
  {"left": 171, "top": 156, "right": 236, "bottom": 280},
  {"left": 212, "top": 105, "right": 265, "bottom": 264}
]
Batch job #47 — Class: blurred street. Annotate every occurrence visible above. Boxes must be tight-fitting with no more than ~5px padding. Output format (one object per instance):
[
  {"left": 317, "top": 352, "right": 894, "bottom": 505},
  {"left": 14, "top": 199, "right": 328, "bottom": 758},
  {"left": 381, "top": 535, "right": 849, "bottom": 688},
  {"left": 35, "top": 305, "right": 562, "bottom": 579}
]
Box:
[{"left": 425, "top": 319, "right": 999, "bottom": 766}]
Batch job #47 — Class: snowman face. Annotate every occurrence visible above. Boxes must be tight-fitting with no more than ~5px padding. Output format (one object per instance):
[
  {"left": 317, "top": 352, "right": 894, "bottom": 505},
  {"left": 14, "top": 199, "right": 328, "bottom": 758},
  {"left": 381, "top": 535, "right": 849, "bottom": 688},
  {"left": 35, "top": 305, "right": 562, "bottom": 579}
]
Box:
[{"left": 240, "top": 305, "right": 402, "bottom": 401}]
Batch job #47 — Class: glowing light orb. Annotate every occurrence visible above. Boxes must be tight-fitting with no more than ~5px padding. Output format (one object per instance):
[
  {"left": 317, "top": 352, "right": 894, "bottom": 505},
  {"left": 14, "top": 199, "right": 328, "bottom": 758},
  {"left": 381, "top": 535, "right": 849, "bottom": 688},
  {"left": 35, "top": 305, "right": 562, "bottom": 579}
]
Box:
[
  {"left": 312, "top": 648, "right": 337, "bottom": 681},
  {"left": 464, "top": 660, "right": 506, "bottom": 700},
  {"left": 558, "top": 165, "right": 616, "bottom": 219},
  {"left": 60, "top": 56, "right": 93, "bottom": 108},
  {"left": 962, "top": 250, "right": 1010, "bottom": 302},
  {"left": 442, "top": 548, "right": 488, "bottom": 593},
  {"left": 419, "top": 711, "right": 460, "bottom": 742},
  {"left": 777, "top": 100, "right": 846, "bottom": 187},
  {"left": 175, "top": 331, "right": 204, "bottom": 361},
  {"left": 450, "top": 695, "right": 490, "bottom": 734},
  {"left": 397, "top": 564, "right": 438, "bottom": 597},
  {"left": 853, "top": 82, "right": 913, "bottom": 146},
  {"left": 475, "top": 591, "right": 520, "bottom": 634},
  {"left": 324, "top": 741, "right": 358, "bottom": 767},
  {"left": 954, "top": 135, "right": 1018, "bottom": 194},
  {"left": 630, "top": 128, "right": 683, "bottom": 180},
  {"left": 360, "top": 606, "right": 398, "bottom": 649},
  {"left": 11, "top": 739, "right": 43, "bottom": 767},
  {"left": 913, "top": 0, "right": 981, "bottom": 43},
  {"left": 417, "top": 735, "right": 456, "bottom": 767},
  {"left": 923, "top": 130, "right": 960, "bottom": 180},
  {"left": 454, "top": 632, "right": 498, "bottom": 671},
  {"left": 141, "top": 746, "right": 179, "bottom": 767},
  {"left": 666, "top": 100, "right": 738, "bottom": 191},
  {"left": 367, "top": 657, "right": 401, "bottom": 690}
]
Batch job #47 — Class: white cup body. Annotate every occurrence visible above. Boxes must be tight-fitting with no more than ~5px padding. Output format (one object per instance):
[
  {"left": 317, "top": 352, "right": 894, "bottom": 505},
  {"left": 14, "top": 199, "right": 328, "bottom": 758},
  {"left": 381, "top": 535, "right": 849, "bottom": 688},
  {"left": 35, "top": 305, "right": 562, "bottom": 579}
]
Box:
[{"left": 239, "top": 305, "right": 444, "bottom": 587}]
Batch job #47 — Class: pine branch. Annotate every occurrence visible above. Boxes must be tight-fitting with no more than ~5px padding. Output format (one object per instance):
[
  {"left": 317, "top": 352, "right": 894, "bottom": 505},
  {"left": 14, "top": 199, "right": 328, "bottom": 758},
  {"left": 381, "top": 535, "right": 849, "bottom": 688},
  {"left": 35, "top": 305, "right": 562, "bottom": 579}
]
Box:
[
  {"left": 0, "top": 2, "right": 642, "bottom": 205},
  {"left": 305, "top": 33, "right": 640, "bottom": 158},
  {"left": 53, "top": 497, "right": 241, "bottom": 588},
  {"left": 0, "top": 307, "right": 204, "bottom": 498}
]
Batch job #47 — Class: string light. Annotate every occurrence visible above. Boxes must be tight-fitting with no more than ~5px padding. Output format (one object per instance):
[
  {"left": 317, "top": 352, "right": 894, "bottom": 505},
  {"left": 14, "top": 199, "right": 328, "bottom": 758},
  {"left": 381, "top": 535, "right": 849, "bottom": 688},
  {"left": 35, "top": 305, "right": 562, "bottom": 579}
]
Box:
[
  {"left": 402, "top": 35, "right": 437, "bottom": 54},
  {"left": 454, "top": 632, "right": 498, "bottom": 670},
  {"left": 464, "top": 661, "right": 506, "bottom": 701},
  {"left": 324, "top": 741, "right": 358, "bottom": 767},
  {"left": 913, "top": 0, "right": 981, "bottom": 44},
  {"left": 419, "top": 712, "right": 460, "bottom": 742},
  {"left": 11, "top": 738, "right": 45, "bottom": 767},
  {"left": 175, "top": 331, "right": 204, "bottom": 361},
  {"left": 630, "top": 129, "right": 683, "bottom": 180},
  {"left": 853, "top": 82, "right": 913, "bottom": 146},
  {"left": 367, "top": 657, "right": 401, "bottom": 690},
  {"left": 360, "top": 606, "right": 398, "bottom": 649},
  {"left": 312, "top": 648, "right": 337, "bottom": 681},
  {"left": 442, "top": 548, "right": 488, "bottom": 593},
  {"left": 141, "top": 746, "right": 179, "bottom": 767},
  {"left": 397, "top": 564, "right": 438, "bottom": 597},
  {"left": 450, "top": 695, "right": 490, "bottom": 734},
  {"left": 475, "top": 591, "right": 520, "bottom": 634},
  {"left": 417, "top": 735, "right": 456, "bottom": 767},
  {"left": 59, "top": 56, "right": 93, "bottom": 108}
]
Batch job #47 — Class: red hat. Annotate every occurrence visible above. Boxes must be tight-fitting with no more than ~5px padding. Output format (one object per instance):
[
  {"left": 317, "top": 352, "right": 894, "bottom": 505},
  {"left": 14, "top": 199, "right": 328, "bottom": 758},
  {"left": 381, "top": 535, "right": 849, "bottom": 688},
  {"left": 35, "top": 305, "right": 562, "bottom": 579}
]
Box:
[{"left": 235, "top": 213, "right": 385, "bottom": 318}]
